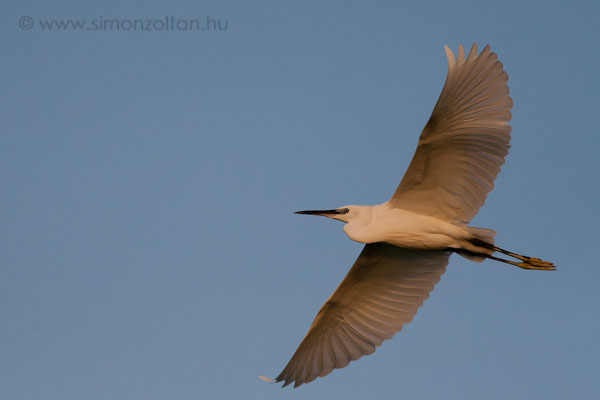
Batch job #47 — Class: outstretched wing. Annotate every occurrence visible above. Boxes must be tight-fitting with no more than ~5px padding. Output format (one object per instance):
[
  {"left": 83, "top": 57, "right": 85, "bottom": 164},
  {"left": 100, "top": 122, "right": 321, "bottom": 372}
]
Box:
[
  {"left": 390, "top": 44, "right": 512, "bottom": 224},
  {"left": 274, "top": 244, "right": 450, "bottom": 388}
]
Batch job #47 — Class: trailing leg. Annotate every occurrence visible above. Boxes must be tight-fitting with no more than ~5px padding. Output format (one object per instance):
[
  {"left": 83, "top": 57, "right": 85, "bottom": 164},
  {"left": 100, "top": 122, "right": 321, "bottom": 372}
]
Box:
[
  {"left": 486, "top": 254, "right": 556, "bottom": 271},
  {"left": 464, "top": 239, "right": 556, "bottom": 271}
]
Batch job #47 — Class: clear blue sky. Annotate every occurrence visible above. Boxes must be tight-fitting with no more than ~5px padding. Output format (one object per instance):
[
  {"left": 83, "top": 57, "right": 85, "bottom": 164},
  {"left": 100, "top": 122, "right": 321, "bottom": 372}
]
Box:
[{"left": 2, "top": 1, "right": 599, "bottom": 399}]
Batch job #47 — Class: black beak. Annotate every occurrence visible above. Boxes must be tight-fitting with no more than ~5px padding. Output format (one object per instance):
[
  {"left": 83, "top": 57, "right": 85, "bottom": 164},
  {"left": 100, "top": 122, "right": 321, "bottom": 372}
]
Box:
[{"left": 294, "top": 208, "right": 349, "bottom": 216}]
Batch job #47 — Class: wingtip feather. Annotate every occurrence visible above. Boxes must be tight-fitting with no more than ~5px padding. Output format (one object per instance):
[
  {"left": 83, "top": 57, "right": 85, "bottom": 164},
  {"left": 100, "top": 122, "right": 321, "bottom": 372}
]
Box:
[
  {"left": 467, "top": 43, "right": 478, "bottom": 61},
  {"left": 457, "top": 45, "right": 465, "bottom": 63},
  {"left": 444, "top": 45, "right": 455, "bottom": 67}
]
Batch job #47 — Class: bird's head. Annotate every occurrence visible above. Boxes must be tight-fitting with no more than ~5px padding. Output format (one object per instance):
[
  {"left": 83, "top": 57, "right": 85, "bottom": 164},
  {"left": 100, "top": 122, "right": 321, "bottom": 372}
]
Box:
[
  {"left": 295, "top": 205, "right": 374, "bottom": 243},
  {"left": 294, "top": 205, "right": 363, "bottom": 223}
]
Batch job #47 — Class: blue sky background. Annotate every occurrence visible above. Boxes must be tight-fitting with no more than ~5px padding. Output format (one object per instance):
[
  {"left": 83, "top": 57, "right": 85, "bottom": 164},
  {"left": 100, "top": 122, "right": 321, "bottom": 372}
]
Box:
[{"left": 2, "top": 1, "right": 599, "bottom": 399}]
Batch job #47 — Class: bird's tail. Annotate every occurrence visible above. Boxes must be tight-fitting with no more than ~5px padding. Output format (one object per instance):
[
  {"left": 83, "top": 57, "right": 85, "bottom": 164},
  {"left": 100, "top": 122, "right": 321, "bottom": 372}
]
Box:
[
  {"left": 465, "top": 227, "right": 496, "bottom": 245},
  {"left": 457, "top": 227, "right": 496, "bottom": 262}
]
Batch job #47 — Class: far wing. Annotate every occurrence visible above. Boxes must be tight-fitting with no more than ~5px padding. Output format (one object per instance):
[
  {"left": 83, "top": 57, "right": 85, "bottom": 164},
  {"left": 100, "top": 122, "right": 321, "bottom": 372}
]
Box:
[
  {"left": 274, "top": 243, "right": 450, "bottom": 388},
  {"left": 390, "top": 44, "right": 512, "bottom": 224}
]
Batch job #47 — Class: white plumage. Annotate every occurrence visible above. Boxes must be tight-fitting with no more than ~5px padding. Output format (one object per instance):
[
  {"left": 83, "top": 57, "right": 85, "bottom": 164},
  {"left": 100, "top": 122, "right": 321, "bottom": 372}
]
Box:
[
  {"left": 263, "top": 44, "right": 555, "bottom": 388},
  {"left": 270, "top": 244, "right": 449, "bottom": 387},
  {"left": 391, "top": 44, "right": 512, "bottom": 225}
]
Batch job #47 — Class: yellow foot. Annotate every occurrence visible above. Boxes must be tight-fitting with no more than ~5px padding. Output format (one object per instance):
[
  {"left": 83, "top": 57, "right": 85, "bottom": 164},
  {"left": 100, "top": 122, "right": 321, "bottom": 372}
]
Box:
[
  {"left": 526, "top": 257, "right": 555, "bottom": 267},
  {"left": 515, "top": 260, "right": 556, "bottom": 271}
]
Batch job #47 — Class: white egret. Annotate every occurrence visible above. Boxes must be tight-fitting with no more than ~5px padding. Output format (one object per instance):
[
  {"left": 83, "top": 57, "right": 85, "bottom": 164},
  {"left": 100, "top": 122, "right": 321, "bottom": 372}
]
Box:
[{"left": 261, "top": 43, "right": 555, "bottom": 388}]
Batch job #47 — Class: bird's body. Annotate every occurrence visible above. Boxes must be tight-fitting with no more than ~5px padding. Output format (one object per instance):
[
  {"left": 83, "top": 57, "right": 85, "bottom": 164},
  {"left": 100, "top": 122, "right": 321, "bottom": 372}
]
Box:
[
  {"left": 339, "top": 202, "right": 491, "bottom": 255},
  {"left": 262, "top": 43, "right": 555, "bottom": 388}
]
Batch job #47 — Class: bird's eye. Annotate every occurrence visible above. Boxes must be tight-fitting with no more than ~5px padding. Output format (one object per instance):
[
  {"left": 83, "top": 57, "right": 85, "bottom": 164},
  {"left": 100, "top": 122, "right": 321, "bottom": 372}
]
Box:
[{"left": 338, "top": 208, "right": 350, "bottom": 214}]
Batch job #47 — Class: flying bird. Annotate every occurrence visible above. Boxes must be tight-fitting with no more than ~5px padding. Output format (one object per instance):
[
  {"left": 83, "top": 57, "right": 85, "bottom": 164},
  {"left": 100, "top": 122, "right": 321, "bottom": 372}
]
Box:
[{"left": 261, "top": 43, "right": 555, "bottom": 388}]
